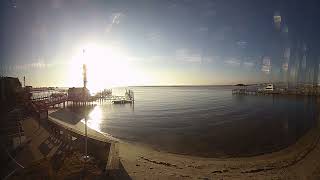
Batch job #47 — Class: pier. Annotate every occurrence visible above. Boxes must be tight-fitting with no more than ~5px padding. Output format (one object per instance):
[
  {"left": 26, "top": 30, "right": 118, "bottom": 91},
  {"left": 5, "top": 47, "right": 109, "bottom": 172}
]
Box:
[
  {"left": 29, "top": 88, "right": 134, "bottom": 116},
  {"left": 232, "top": 83, "right": 320, "bottom": 96}
]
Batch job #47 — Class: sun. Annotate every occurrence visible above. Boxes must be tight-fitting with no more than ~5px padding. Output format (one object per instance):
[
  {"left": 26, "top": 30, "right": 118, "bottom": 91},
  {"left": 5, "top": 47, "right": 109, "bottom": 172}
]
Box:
[{"left": 67, "top": 43, "right": 148, "bottom": 94}]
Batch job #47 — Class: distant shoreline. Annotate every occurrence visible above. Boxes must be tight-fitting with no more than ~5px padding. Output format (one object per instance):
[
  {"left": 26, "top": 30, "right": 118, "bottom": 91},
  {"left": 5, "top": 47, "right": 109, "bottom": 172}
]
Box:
[{"left": 128, "top": 85, "right": 234, "bottom": 87}]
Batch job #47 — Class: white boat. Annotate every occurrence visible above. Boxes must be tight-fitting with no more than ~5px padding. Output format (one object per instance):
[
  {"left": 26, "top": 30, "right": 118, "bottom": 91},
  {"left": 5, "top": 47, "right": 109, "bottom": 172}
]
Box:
[
  {"left": 112, "top": 99, "right": 133, "bottom": 104},
  {"left": 264, "top": 84, "right": 274, "bottom": 91}
]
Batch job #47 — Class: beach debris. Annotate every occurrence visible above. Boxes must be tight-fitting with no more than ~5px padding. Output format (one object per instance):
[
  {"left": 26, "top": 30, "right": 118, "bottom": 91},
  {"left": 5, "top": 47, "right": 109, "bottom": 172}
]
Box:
[{"left": 139, "top": 156, "right": 182, "bottom": 169}]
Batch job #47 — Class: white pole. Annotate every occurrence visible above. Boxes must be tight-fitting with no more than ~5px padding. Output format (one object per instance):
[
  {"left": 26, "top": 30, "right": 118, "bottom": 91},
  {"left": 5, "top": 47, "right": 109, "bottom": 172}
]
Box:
[{"left": 85, "top": 116, "right": 88, "bottom": 158}]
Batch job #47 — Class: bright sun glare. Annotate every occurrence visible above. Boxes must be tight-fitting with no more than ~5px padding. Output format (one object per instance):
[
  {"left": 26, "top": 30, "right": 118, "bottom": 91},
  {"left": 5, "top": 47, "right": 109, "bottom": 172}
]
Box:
[
  {"left": 68, "top": 43, "right": 148, "bottom": 93},
  {"left": 80, "top": 105, "right": 103, "bottom": 132}
]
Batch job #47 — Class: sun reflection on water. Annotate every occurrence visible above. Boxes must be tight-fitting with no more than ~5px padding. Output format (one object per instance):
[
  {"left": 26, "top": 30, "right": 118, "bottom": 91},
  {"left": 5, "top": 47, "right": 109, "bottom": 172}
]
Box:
[{"left": 80, "top": 105, "right": 103, "bottom": 132}]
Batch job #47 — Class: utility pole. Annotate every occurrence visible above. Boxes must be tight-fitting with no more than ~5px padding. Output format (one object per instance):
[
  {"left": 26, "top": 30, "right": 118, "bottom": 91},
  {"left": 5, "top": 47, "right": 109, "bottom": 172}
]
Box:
[
  {"left": 83, "top": 64, "right": 87, "bottom": 89},
  {"left": 84, "top": 115, "right": 88, "bottom": 160},
  {"left": 81, "top": 49, "right": 89, "bottom": 178},
  {"left": 83, "top": 49, "right": 87, "bottom": 89}
]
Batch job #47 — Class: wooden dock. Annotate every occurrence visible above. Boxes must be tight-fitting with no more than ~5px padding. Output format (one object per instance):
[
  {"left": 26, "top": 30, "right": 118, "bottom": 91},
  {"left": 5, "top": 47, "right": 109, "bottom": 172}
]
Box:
[{"left": 30, "top": 91, "right": 134, "bottom": 112}]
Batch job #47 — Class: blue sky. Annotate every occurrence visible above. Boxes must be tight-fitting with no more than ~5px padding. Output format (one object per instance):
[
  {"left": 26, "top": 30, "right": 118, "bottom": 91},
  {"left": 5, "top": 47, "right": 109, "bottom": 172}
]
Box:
[{"left": 1, "top": 0, "right": 319, "bottom": 88}]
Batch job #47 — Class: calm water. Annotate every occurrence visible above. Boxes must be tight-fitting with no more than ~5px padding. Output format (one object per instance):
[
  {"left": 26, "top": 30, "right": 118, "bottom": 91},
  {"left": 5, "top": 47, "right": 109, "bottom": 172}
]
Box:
[{"left": 72, "top": 86, "right": 319, "bottom": 157}]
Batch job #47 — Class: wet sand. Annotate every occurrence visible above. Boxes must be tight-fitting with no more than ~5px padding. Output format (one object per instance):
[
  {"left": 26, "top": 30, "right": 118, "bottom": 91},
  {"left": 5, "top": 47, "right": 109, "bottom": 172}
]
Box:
[{"left": 117, "top": 118, "right": 320, "bottom": 179}]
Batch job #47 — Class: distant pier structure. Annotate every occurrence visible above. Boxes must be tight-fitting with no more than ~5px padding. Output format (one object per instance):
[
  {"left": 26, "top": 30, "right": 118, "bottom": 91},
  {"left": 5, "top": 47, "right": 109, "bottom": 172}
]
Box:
[
  {"left": 112, "top": 89, "right": 134, "bottom": 104},
  {"left": 57, "top": 64, "right": 91, "bottom": 106},
  {"left": 232, "top": 83, "right": 320, "bottom": 96},
  {"left": 27, "top": 63, "right": 135, "bottom": 119}
]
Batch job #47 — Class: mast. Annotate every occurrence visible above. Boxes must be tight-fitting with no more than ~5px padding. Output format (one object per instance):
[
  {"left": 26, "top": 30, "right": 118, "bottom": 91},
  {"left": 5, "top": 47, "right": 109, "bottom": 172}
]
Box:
[{"left": 83, "top": 64, "right": 87, "bottom": 89}]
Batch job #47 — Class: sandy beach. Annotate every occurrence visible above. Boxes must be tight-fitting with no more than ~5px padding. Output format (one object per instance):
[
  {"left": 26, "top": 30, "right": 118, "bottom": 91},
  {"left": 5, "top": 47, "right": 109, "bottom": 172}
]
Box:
[{"left": 117, "top": 119, "right": 320, "bottom": 179}]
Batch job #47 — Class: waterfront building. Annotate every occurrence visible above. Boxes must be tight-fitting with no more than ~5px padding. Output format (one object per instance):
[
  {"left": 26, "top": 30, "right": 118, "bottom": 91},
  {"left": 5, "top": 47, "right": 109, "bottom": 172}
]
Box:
[
  {"left": 0, "top": 77, "right": 22, "bottom": 109},
  {"left": 67, "top": 87, "right": 90, "bottom": 101}
]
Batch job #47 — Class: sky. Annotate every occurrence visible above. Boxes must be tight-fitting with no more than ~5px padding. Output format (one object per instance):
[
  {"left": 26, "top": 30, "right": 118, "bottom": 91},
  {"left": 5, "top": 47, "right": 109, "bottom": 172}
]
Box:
[{"left": 1, "top": 0, "right": 320, "bottom": 90}]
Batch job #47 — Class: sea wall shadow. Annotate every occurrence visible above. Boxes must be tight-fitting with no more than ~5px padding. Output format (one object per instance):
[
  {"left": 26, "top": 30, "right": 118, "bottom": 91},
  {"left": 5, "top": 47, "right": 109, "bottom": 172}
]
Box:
[
  {"left": 107, "top": 162, "right": 132, "bottom": 180},
  {"left": 50, "top": 109, "right": 83, "bottom": 125}
]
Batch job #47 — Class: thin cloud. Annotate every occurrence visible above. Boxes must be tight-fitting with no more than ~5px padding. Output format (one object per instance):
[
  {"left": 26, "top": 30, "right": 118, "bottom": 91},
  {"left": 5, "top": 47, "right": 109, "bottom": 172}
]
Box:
[
  {"left": 1, "top": 61, "right": 52, "bottom": 74},
  {"left": 196, "top": 26, "right": 209, "bottom": 33},
  {"left": 243, "top": 61, "right": 255, "bottom": 67},
  {"left": 224, "top": 58, "right": 241, "bottom": 66},
  {"left": 175, "top": 48, "right": 202, "bottom": 63},
  {"left": 147, "top": 31, "right": 163, "bottom": 43},
  {"left": 112, "top": 13, "right": 122, "bottom": 24},
  {"left": 202, "top": 56, "right": 216, "bottom": 63},
  {"left": 202, "top": 9, "right": 216, "bottom": 17},
  {"left": 236, "top": 40, "right": 248, "bottom": 48},
  {"left": 106, "top": 13, "right": 123, "bottom": 33}
]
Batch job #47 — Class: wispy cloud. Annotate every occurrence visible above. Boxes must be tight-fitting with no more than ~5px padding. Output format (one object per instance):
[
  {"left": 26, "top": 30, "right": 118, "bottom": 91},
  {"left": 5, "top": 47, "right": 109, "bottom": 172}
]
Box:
[
  {"left": 0, "top": 60, "right": 52, "bottom": 75},
  {"left": 243, "top": 61, "right": 255, "bottom": 68},
  {"left": 261, "top": 57, "right": 271, "bottom": 74},
  {"left": 106, "top": 12, "right": 123, "bottom": 33},
  {"left": 224, "top": 58, "right": 241, "bottom": 66},
  {"left": 196, "top": 26, "right": 209, "bottom": 33},
  {"left": 236, "top": 40, "right": 248, "bottom": 48},
  {"left": 118, "top": 49, "right": 216, "bottom": 65},
  {"left": 168, "top": 2, "right": 178, "bottom": 9},
  {"left": 112, "top": 13, "right": 122, "bottom": 24},
  {"left": 202, "top": 56, "right": 216, "bottom": 63},
  {"left": 201, "top": 2, "right": 216, "bottom": 17},
  {"left": 146, "top": 31, "right": 163, "bottom": 43},
  {"left": 180, "top": 54, "right": 202, "bottom": 63},
  {"left": 202, "top": 9, "right": 216, "bottom": 17},
  {"left": 175, "top": 48, "right": 208, "bottom": 63}
]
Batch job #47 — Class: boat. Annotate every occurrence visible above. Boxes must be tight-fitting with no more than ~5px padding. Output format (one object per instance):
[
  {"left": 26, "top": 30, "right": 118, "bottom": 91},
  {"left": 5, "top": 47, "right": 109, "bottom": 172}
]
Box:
[
  {"left": 264, "top": 84, "right": 274, "bottom": 91},
  {"left": 112, "top": 99, "right": 133, "bottom": 104},
  {"left": 112, "top": 89, "right": 135, "bottom": 104}
]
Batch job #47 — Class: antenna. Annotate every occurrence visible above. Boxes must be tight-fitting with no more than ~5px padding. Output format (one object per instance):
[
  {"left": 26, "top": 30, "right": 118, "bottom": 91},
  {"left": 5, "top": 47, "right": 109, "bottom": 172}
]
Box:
[
  {"left": 83, "top": 64, "right": 87, "bottom": 88},
  {"left": 83, "top": 49, "right": 87, "bottom": 89}
]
